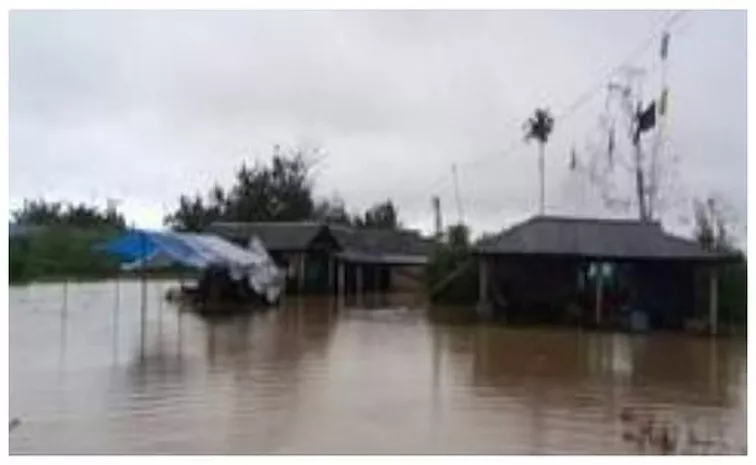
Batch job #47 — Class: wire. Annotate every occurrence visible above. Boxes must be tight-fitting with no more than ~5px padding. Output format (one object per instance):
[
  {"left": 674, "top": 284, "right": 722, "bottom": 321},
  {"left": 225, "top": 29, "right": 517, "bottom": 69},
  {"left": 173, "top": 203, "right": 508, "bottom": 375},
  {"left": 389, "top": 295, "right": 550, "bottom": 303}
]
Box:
[
  {"left": 555, "top": 10, "right": 688, "bottom": 120},
  {"left": 455, "top": 11, "right": 690, "bottom": 181},
  {"left": 479, "top": 10, "right": 690, "bottom": 221},
  {"left": 403, "top": 11, "right": 690, "bottom": 225}
]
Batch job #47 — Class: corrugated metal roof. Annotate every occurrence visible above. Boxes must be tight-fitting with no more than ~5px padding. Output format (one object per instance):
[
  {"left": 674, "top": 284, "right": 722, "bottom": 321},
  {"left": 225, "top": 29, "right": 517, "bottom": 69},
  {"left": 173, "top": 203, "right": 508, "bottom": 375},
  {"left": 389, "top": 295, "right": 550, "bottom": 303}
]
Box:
[
  {"left": 208, "top": 221, "right": 432, "bottom": 264},
  {"left": 207, "top": 222, "right": 327, "bottom": 251},
  {"left": 330, "top": 226, "right": 432, "bottom": 258},
  {"left": 475, "top": 216, "right": 729, "bottom": 261}
]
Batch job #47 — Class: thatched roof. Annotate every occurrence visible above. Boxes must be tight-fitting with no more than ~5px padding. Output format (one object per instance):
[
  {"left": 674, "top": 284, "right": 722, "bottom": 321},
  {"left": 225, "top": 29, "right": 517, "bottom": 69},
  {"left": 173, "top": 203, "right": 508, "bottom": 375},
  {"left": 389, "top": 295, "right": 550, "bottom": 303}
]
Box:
[{"left": 475, "top": 216, "right": 731, "bottom": 261}]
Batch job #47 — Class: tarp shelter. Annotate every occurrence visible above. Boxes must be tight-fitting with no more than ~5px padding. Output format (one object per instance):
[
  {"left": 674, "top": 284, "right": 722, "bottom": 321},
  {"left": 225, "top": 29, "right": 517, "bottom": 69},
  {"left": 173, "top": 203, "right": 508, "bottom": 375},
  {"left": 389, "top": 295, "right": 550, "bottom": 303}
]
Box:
[{"left": 97, "top": 230, "right": 284, "bottom": 304}]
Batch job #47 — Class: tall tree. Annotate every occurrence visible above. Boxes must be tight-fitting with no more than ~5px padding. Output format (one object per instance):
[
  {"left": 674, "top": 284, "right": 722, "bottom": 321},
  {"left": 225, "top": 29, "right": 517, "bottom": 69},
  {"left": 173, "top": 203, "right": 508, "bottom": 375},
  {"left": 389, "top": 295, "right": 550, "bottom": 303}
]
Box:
[
  {"left": 355, "top": 199, "right": 399, "bottom": 229},
  {"left": 165, "top": 147, "right": 318, "bottom": 231},
  {"left": 165, "top": 146, "right": 404, "bottom": 232},
  {"left": 693, "top": 196, "right": 731, "bottom": 252},
  {"left": 11, "top": 199, "right": 126, "bottom": 229},
  {"left": 313, "top": 195, "right": 352, "bottom": 226},
  {"left": 524, "top": 108, "right": 555, "bottom": 215}
]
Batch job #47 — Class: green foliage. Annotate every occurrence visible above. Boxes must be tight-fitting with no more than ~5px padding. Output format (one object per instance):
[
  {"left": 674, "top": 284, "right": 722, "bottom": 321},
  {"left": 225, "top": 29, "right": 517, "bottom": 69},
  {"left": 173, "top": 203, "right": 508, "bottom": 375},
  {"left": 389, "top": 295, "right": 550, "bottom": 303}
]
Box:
[
  {"left": 312, "top": 196, "right": 353, "bottom": 226},
  {"left": 164, "top": 146, "right": 402, "bottom": 231},
  {"left": 353, "top": 200, "right": 399, "bottom": 229},
  {"left": 426, "top": 223, "right": 478, "bottom": 305},
  {"left": 11, "top": 199, "right": 126, "bottom": 229},
  {"left": 164, "top": 148, "right": 317, "bottom": 231},
  {"left": 9, "top": 226, "right": 123, "bottom": 283},
  {"left": 524, "top": 108, "right": 555, "bottom": 145},
  {"left": 693, "top": 197, "right": 730, "bottom": 252},
  {"left": 692, "top": 195, "right": 747, "bottom": 329},
  {"left": 9, "top": 199, "right": 128, "bottom": 283},
  {"left": 718, "top": 253, "right": 747, "bottom": 328}
]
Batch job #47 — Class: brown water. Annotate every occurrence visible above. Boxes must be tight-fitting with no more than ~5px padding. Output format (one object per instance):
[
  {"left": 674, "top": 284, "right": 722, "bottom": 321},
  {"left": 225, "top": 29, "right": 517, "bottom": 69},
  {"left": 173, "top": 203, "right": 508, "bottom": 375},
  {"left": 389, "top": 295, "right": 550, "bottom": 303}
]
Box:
[{"left": 9, "top": 280, "right": 747, "bottom": 455}]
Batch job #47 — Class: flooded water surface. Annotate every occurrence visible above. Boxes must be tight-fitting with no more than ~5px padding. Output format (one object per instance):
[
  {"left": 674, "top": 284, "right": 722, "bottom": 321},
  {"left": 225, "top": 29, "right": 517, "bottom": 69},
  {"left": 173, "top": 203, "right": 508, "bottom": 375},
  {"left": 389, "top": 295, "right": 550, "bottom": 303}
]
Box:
[{"left": 9, "top": 281, "right": 747, "bottom": 454}]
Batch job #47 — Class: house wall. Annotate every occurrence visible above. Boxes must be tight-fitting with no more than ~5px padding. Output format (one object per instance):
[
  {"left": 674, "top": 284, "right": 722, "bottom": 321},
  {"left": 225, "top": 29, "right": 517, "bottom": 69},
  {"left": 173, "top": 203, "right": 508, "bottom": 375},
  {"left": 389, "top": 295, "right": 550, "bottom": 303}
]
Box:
[
  {"left": 490, "top": 255, "right": 582, "bottom": 324},
  {"left": 486, "top": 254, "right": 699, "bottom": 329}
]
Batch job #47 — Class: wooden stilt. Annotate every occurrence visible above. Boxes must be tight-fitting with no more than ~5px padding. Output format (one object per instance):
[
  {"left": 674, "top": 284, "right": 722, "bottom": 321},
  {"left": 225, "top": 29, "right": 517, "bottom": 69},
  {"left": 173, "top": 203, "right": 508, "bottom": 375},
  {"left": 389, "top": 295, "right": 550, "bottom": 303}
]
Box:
[
  {"left": 139, "top": 230, "right": 147, "bottom": 360},
  {"left": 297, "top": 253, "right": 305, "bottom": 294},
  {"left": 356, "top": 264, "right": 364, "bottom": 305},
  {"left": 337, "top": 260, "right": 346, "bottom": 309},
  {"left": 477, "top": 257, "right": 490, "bottom": 317},
  {"left": 709, "top": 267, "right": 719, "bottom": 336},
  {"left": 595, "top": 263, "right": 604, "bottom": 328}
]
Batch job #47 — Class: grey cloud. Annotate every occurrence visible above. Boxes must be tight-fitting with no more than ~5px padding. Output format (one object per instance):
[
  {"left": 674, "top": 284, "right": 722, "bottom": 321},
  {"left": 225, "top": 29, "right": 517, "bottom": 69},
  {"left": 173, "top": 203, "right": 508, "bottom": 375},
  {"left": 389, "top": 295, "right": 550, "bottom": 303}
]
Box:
[{"left": 9, "top": 10, "right": 747, "bottom": 244}]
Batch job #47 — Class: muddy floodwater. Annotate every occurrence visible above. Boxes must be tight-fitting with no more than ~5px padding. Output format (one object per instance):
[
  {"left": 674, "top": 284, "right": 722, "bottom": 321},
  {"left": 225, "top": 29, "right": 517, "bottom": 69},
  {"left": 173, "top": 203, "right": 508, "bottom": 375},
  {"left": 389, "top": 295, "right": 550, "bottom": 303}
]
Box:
[{"left": 9, "top": 280, "right": 747, "bottom": 454}]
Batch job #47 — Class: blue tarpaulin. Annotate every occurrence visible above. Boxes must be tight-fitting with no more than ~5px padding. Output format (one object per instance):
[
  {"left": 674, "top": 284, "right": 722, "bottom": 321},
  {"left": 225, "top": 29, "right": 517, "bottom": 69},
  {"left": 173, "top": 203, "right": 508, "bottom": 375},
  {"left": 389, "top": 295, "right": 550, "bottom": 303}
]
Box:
[{"left": 97, "top": 230, "right": 283, "bottom": 303}]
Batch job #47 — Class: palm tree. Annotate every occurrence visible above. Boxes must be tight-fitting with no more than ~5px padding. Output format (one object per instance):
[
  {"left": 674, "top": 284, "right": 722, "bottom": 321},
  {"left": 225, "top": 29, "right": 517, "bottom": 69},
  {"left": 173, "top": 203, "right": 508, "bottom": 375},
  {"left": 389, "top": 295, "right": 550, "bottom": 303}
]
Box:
[{"left": 524, "top": 108, "right": 555, "bottom": 215}]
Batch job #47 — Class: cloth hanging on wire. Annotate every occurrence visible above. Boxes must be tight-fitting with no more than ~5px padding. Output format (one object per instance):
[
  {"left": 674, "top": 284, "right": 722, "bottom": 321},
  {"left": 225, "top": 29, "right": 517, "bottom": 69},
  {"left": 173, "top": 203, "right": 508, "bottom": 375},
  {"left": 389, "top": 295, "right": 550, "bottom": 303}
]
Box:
[{"left": 633, "top": 100, "right": 657, "bottom": 144}]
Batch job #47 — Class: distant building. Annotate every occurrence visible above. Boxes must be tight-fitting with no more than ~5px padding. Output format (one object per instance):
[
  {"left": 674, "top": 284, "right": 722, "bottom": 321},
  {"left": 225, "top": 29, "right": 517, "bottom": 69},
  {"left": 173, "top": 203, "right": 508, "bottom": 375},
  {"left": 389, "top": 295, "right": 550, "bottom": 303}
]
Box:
[
  {"left": 474, "top": 215, "right": 737, "bottom": 333},
  {"left": 207, "top": 221, "right": 433, "bottom": 296}
]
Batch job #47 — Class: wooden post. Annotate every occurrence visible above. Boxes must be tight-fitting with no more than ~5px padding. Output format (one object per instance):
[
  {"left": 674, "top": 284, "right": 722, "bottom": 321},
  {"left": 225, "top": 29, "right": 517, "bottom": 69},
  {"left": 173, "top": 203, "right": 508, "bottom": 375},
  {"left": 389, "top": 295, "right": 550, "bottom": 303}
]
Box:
[
  {"left": 709, "top": 267, "right": 719, "bottom": 336},
  {"left": 477, "top": 256, "right": 490, "bottom": 316},
  {"left": 595, "top": 263, "right": 604, "bottom": 327},
  {"left": 298, "top": 252, "right": 306, "bottom": 294},
  {"left": 336, "top": 260, "right": 346, "bottom": 295},
  {"left": 373, "top": 265, "right": 380, "bottom": 306},
  {"left": 113, "top": 278, "right": 120, "bottom": 363},
  {"left": 328, "top": 255, "right": 334, "bottom": 294},
  {"left": 356, "top": 264, "right": 364, "bottom": 305},
  {"left": 62, "top": 279, "right": 68, "bottom": 319},
  {"left": 139, "top": 230, "right": 147, "bottom": 360}
]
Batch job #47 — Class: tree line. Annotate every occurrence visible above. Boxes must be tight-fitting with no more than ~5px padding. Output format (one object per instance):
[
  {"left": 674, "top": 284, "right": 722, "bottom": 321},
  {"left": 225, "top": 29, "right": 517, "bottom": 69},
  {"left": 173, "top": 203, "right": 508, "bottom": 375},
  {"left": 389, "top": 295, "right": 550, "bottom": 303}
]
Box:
[
  {"left": 11, "top": 199, "right": 127, "bottom": 229},
  {"left": 9, "top": 147, "right": 402, "bottom": 283},
  {"left": 163, "top": 147, "right": 400, "bottom": 232}
]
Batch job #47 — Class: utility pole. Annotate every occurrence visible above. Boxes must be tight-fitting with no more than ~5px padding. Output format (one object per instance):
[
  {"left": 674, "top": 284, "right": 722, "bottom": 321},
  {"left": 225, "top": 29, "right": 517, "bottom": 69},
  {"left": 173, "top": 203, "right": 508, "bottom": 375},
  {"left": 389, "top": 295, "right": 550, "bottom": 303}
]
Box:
[
  {"left": 452, "top": 164, "right": 465, "bottom": 225},
  {"left": 432, "top": 196, "right": 443, "bottom": 239},
  {"left": 605, "top": 66, "right": 655, "bottom": 223},
  {"left": 538, "top": 142, "right": 545, "bottom": 215},
  {"left": 649, "top": 31, "right": 671, "bottom": 221}
]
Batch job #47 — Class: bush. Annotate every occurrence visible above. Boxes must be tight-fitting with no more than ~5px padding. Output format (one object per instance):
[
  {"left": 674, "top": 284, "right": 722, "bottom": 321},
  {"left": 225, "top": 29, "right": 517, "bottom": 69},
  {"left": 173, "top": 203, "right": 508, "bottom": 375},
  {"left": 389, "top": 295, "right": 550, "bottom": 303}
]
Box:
[
  {"left": 9, "top": 226, "right": 122, "bottom": 283},
  {"left": 425, "top": 224, "right": 479, "bottom": 305},
  {"left": 719, "top": 254, "right": 747, "bottom": 328}
]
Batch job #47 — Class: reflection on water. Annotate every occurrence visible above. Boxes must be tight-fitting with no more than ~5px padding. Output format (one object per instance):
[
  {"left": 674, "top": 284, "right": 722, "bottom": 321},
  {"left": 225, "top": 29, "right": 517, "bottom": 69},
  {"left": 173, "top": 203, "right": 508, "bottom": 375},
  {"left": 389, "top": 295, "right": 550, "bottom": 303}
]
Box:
[{"left": 9, "top": 281, "right": 747, "bottom": 454}]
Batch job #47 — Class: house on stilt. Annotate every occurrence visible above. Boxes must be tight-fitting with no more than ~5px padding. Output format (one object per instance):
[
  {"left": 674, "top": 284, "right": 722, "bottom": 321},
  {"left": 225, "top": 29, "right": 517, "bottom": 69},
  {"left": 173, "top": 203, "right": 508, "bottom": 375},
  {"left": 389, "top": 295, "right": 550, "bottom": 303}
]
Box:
[
  {"left": 474, "top": 216, "right": 738, "bottom": 333},
  {"left": 206, "top": 221, "right": 433, "bottom": 297}
]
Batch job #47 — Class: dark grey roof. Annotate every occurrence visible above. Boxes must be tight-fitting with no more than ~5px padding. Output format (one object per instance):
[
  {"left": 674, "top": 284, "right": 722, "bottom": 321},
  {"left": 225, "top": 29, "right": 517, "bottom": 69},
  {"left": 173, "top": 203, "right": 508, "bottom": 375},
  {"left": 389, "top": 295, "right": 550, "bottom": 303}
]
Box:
[
  {"left": 208, "top": 221, "right": 432, "bottom": 264},
  {"left": 330, "top": 226, "right": 432, "bottom": 264},
  {"left": 207, "top": 222, "right": 328, "bottom": 251},
  {"left": 475, "top": 216, "right": 731, "bottom": 261}
]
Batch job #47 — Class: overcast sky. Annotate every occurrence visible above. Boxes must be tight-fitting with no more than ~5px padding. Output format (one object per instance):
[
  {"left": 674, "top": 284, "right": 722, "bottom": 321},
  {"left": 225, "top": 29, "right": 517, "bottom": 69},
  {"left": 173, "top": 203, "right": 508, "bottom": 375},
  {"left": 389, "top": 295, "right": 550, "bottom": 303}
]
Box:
[{"left": 9, "top": 10, "right": 747, "bottom": 242}]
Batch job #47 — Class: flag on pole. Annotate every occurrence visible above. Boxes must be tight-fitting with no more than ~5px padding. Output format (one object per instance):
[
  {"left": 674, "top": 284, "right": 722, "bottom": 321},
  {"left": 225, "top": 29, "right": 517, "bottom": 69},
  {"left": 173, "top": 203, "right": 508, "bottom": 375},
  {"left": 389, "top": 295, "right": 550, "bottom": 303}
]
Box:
[{"left": 634, "top": 101, "right": 657, "bottom": 144}]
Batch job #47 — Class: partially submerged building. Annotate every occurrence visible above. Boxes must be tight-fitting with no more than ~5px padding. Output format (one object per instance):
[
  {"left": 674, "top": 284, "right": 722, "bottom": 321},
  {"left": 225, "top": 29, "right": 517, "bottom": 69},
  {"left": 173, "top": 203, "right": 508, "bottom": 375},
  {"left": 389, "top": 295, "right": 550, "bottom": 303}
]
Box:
[
  {"left": 207, "top": 222, "right": 433, "bottom": 296},
  {"left": 474, "top": 216, "right": 737, "bottom": 333}
]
